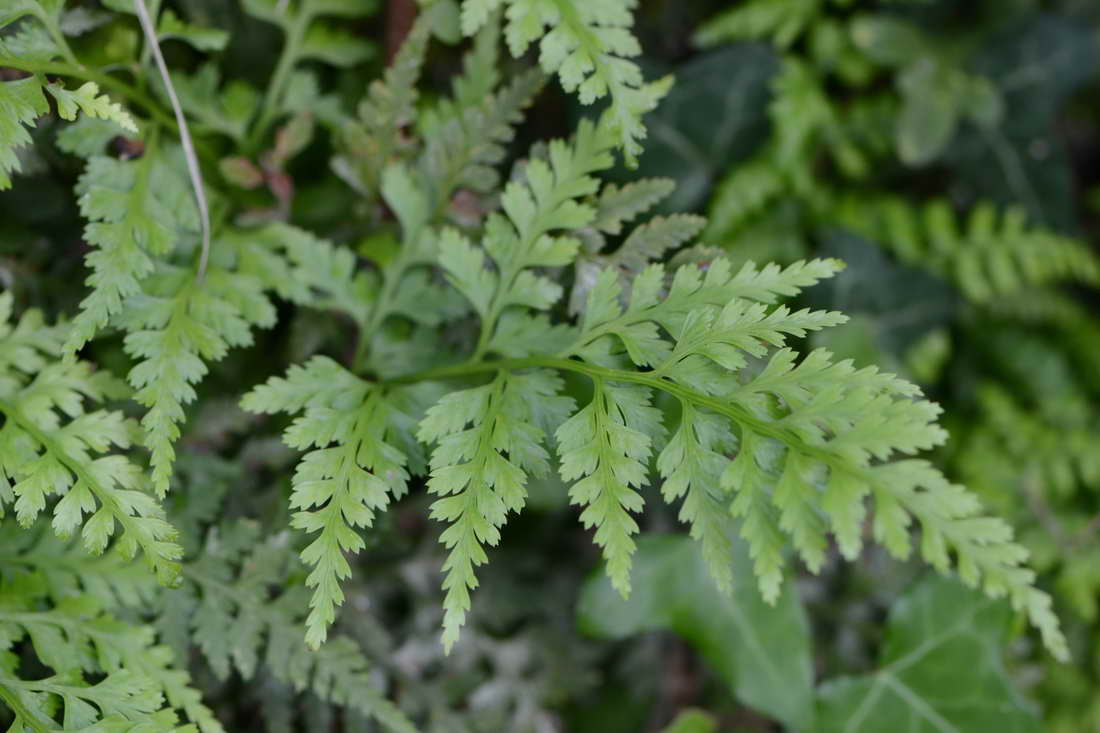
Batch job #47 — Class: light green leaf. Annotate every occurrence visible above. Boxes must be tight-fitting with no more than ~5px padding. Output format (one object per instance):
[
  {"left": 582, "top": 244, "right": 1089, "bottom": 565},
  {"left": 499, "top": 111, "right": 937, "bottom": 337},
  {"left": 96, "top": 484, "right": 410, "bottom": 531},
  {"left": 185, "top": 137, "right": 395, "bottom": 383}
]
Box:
[
  {"left": 46, "top": 81, "right": 138, "bottom": 133},
  {"left": 300, "top": 23, "right": 375, "bottom": 67},
  {"left": 0, "top": 76, "right": 50, "bottom": 189},
  {"left": 157, "top": 9, "right": 229, "bottom": 51}
]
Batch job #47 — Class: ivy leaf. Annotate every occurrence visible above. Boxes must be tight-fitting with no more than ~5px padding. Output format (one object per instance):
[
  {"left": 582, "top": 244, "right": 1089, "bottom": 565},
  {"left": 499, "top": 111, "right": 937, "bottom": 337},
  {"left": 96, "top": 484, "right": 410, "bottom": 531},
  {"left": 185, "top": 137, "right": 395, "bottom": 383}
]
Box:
[
  {"left": 817, "top": 575, "right": 1042, "bottom": 732},
  {"left": 621, "top": 45, "right": 778, "bottom": 213},
  {"left": 578, "top": 533, "right": 815, "bottom": 730}
]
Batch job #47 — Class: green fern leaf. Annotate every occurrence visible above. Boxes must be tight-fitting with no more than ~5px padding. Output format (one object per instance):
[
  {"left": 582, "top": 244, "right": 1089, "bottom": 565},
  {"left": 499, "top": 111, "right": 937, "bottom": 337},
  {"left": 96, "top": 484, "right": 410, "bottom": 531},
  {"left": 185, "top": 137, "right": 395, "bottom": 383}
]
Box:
[
  {"left": 65, "top": 148, "right": 181, "bottom": 355},
  {"left": 0, "top": 570, "right": 205, "bottom": 731},
  {"left": 46, "top": 81, "right": 137, "bottom": 133},
  {"left": 557, "top": 379, "right": 661, "bottom": 595},
  {"left": 118, "top": 262, "right": 276, "bottom": 498},
  {"left": 460, "top": 0, "right": 670, "bottom": 164},
  {"left": 0, "top": 293, "right": 183, "bottom": 585},
  {"left": 0, "top": 76, "right": 49, "bottom": 190},
  {"left": 693, "top": 0, "right": 821, "bottom": 48},
  {"left": 170, "top": 521, "right": 415, "bottom": 732},
  {"left": 242, "top": 359, "right": 422, "bottom": 649},
  {"left": 419, "top": 370, "right": 573, "bottom": 650},
  {"left": 337, "top": 10, "right": 434, "bottom": 195}
]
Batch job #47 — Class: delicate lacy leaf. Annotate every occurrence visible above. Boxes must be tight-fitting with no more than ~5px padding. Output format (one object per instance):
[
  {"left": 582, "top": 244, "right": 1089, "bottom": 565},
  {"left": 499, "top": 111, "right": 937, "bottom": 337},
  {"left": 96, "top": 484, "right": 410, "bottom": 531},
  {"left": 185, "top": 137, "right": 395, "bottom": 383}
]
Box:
[
  {"left": 441, "top": 117, "right": 618, "bottom": 356},
  {"left": 694, "top": 0, "right": 820, "bottom": 48},
  {"left": 0, "top": 564, "right": 205, "bottom": 730},
  {"left": 553, "top": 256, "right": 1066, "bottom": 659},
  {"left": 419, "top": 370, "right": 572, "bottom": 650},
  {"left": 166, "top": 521, "right": 415, "bottom": 732},
  {"left": 242, "top": 359, "right": 428, "bottom": 649},
  {"left": 156, "top": 9, "right": 229, "bottom": 51},
  {"left": 0, "top": 76, "right": 50, "bottom": 190},
  {"left": 557, "top": 379, "right": 661, "bottom": 594},
  {"left": 65, "top": 149, "right": 184, "bottom": 355},
  {"left": 46, "top": 81, "right": 137, "bottom": 133},
  {"left": 460, "top": 0, "right": 670, "bottom": 164},
  {"left": 337, "top": 11, "right": 433, "bottom": 195},
  {"left": 0, "top": 294, "right": 183, "bottom": 585},
  {"left": 118, "top": 260, "right": 277, "bottom": 498}
]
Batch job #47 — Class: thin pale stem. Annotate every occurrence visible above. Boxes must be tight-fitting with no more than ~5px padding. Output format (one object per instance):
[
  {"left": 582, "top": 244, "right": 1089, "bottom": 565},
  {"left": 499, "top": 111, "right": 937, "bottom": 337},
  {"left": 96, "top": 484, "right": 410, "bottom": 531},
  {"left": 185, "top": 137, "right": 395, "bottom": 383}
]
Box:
[{"left": 134, "top": 0, "right": 212, "bottom": 282}]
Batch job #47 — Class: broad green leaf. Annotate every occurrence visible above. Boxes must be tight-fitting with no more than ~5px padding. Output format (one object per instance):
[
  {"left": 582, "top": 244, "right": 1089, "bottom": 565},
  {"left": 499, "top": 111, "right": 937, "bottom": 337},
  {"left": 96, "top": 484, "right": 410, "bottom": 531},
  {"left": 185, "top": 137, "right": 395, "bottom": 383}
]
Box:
[
  {"left": 951, "top": 15, "right": 1097, "bottom": 227},
  {"left": 578, "top": 534, "right": 815, "bottom": 730},
  {"left": 817, "top": 575, "right": 1042, "bottom": 733},
  {"left": 619, "top": 45, "right": 778, "bottom": 213}
]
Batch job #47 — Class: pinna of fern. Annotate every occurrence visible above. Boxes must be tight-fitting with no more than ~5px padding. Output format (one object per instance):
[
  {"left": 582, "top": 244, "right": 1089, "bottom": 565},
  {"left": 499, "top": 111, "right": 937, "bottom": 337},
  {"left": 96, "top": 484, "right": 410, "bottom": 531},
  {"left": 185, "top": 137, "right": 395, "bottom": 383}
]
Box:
[
  {"left": 0, "top": 292, "right": 184, "bottom": 587},
  {"left": 246, "top": 107, "right": 1068, "bottom": 662}
]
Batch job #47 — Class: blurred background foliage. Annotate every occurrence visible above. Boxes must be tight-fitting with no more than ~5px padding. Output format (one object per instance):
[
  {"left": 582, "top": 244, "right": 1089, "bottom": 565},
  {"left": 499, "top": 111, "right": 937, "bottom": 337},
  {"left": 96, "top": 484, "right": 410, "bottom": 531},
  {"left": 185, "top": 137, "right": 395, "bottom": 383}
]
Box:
[{"left": 4, "top": 0, "right": 1100, "bottom": 730}]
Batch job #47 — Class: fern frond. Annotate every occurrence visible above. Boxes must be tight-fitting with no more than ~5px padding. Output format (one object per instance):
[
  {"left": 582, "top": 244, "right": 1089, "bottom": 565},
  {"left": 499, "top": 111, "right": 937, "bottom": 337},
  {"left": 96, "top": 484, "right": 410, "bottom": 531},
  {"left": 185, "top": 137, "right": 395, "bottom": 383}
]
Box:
[
  {"left": 557, "top": 379, "right": 660, "bottom": 595},
  {"left": 337, "top": 10, "right": 434, "bottom": 196},
  {"left": 460, "top": 0, "right": 670, "bottom": 164},
  {"left": 693, "top": 0, "right": 821, "bottom": 48},
  {"left": 421, "top": 246, "right": 1067, "bottom": 658},
  {"left": 833, "top": 196, "right": 1100, "bottom": 300},
  {"left": 657, "top": 402, "right": 738, "bottom": 594},
  {"left": 65, "top": 145, "right": 182, "bottom": 355},
  {"left": 245, "top": 223, "right": 374, "bottom": 327},
  {"left": 442, "top": 116, "right": 618, "bottom": 357},
  {"left": 170, "top": 521, "right": 414, "bottom": 732},
  {"left": 0, "top": 24, "right": 135, "bottom": 190},
  {"left": 0, "top": 524, "right": 156, "bottom": 611},
  {"left": 557, "top": 257, "right": 1066, "bottom": 658},
  {"left": 0, "top": 76, "right": 50, "bottom": 190},
  {"left": 0, "top": 571, "right": 206, "bottom": 731},
  {"left": 590, "top": 178, "right": 677, "bottom": 236},
  {"left": 155, "top": 64, "right": 260, "bottom": 143},
  {"left": 46, "top": 81, "right": 138, "bottom": 133},
  {"left": 117, "top": 258, "right": 277, "bottom": 498},
  {"left": 241, "top": 359, "right": 430, "bottom": 649},
  {"left": 418, "top": 68, "right": 545, "bottom": 211},
  {"left": 0, "top": 293, "right": 183, "bottom": 585},
  {"left": 419, "top": 370, "right": 573, "bottom": 651}
]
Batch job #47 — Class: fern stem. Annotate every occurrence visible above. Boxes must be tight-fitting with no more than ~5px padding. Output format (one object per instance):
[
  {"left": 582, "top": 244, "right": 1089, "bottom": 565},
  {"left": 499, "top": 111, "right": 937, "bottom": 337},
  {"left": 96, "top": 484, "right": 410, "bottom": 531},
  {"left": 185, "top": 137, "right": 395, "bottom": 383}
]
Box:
[
  {"left": 248, "top": 10, "right": 310, "bottom": 153},
  {"left": 134, "top": 0, "right": 212, "bottom": 283},
  {"left": 38, "top": 12, "right": 82, "bottom": 69},
  {"left": 389, "top": 355, "right": 891, "bottom": 486},
  {"left": 0, "top": 682, "right": 51, "bottom": 733},
  {"left": 0, "top": 56, "right": 177, "bottom": 131}
]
